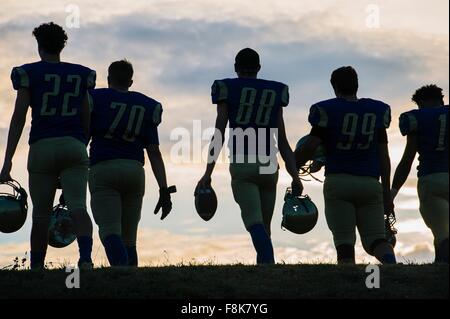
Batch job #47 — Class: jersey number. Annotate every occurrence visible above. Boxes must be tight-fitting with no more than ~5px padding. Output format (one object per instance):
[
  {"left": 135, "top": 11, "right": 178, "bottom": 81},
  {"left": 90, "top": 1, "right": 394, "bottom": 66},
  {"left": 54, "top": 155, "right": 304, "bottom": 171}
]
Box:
[
  {"left": 235, "top": 88, "right": 276, "bottom": 126},
  {"left": 105, "top": 102, "right": 146, "bottom": 142},
  {"left": 436, "top": 113, "right": 448, "bottom": 151},
  {"left": 41, "top": 74, "right": 82, "bottom": 116},
  {"left": 337, "top": 113, "right": 377, "bottom": 150}
]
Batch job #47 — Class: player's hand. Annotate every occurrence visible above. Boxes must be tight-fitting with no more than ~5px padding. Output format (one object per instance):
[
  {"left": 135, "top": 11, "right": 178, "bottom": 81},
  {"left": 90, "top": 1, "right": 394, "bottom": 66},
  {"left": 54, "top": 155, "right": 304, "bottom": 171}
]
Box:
[
  {"left": 59, "top": 193, "right": 66, "bottom": 206},
  {"left": 195, "top": 174, "right": 212, "bottom": 194},
  {"left": 154, "top": 185, "right": 177, "bottom": 220},
  {"left": 57, "top": 177, "right": 63, "bottom": 190},
  {"left": 291, "top": 176, "right": 303, "bottom": 197},
  {"left": 0, "top": 161, "right": 13, "bottom": 183}
]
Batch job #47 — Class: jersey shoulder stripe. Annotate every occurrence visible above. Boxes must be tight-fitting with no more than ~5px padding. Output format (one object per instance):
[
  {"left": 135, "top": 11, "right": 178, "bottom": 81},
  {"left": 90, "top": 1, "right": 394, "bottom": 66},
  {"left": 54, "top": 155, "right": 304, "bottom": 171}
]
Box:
[
  {"left": 11, "top": 66, "right": 30, "bottom": 90},
  {"left": 399, "top": 111, "right": 418, "bottom": 136},
  {"left": 211, "top": 79, "right": 229, "bottom": 104}
]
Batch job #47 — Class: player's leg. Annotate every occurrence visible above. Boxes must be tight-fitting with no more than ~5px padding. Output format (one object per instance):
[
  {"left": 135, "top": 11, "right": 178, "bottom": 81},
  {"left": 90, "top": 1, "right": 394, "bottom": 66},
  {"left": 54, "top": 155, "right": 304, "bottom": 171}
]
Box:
[
  {"left": 418, "top": 173, "right": 449, "bottom": 264},
  {"left": 233, "top": 179, "right": 272, "bottom": 264},
  {"left": 357, "top": 177, "right": 396, "bottom": 264},
  {"left": 58, "top": 137, "right": 93, "bottom": 267},
  {"left": 120, "top": 161, "right": 145, "bottom": 267},
  {"left": 323, "top": 174, "right": 357, "bottom": 264},
  {"left": 230, "top": 163, "right": 274, "bottom": 264},
  {"left": 259, "top": 169, "right": 279, "bottom": 236},
  {"left": 28, "top": 172, "right": 58, "bottom": 269},
  {"left": 27, "top": 139, "right": 60, "bottom": 270},
  {"left": 89, "top": 162, "right": 127, "bottom": 266},
  {"left": 121, "top": 197, "right": 142, "bottom": 267}
]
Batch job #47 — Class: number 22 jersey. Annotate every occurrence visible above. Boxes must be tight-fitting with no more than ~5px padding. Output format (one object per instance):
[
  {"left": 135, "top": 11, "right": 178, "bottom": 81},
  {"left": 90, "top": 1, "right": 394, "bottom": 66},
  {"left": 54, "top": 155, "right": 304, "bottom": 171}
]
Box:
[{"left": 11, "top": 61, "right": 96, "bottom": 145}]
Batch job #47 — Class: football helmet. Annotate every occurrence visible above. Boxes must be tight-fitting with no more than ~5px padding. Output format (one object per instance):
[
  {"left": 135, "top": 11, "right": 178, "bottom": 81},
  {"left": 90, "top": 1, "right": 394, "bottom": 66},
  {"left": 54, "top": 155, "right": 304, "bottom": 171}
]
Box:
[
  {"left": 0, "top": 180, "right": 28, "bottom": 233},
  {"left": 295, "top": 135, "right": 326, "bottom": 179},
  {"left": 282, "top": 188, "right": 318, "bottom": 234},
  {"left": 194, "top": 185, "right": 218, "bottom": 221},
  {"left": 385, "top": 211, "right": 398, "bottom": 248},
  {"left": 48, "top": 194, "right": 76, "bottom": 248}
]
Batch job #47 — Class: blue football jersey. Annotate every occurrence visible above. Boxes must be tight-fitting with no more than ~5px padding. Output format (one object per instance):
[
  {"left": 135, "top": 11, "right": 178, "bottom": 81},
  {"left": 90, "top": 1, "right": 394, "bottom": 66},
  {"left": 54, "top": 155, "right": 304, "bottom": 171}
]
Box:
[
  {"left": 211, "top": 78, "right": 289, "bottom": 157},
  {"left": 89, "top": 88, "right": 162, "bottom": 166},
  {"left": 11, "top": 61, "right": 96, "bottom": 144},
  {"left": 308, "top": 98, "right": 391, "bottom": 177},
  {"left": 399, "top": 106, "right": 449, "bottom": 177}
]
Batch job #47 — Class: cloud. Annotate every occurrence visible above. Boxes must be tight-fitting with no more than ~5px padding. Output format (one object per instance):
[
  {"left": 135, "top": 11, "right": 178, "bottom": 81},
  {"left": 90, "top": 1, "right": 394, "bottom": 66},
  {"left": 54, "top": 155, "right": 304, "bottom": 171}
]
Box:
[
  {"left": 0, "top": 2, "right": 448, "bottom": 130},
  {"left": 0, "top": 1, "right": 446, "bottom": 268}
]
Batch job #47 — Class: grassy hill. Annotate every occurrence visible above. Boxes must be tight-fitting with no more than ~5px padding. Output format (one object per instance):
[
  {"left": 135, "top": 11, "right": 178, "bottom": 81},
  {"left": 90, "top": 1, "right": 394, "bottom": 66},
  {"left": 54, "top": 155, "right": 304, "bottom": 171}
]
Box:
[{"left": 0, "top": 264, "right": 447, "bottom": 299}]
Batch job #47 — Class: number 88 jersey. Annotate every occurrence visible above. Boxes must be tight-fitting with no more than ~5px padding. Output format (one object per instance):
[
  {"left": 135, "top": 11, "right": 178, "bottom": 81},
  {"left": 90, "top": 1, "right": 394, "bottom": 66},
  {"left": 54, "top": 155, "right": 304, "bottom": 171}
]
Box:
[
  {"left": 211, "top": 78, "right": 289, "bottom": 157},
  {"left": 11, "top": 61, "right": 96, "bottom": 145},
  {"left": 308, "top": 98, "right": 391, "bottom": 178},
  {"left": 89, "top": 88, "right": 162, "bottom": 166}
]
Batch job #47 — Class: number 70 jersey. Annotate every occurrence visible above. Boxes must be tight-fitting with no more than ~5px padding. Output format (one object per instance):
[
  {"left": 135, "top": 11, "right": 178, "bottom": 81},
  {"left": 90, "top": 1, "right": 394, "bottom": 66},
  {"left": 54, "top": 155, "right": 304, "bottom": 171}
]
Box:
[
  {"left": 308, "top": 98, "right": 391, "bottom": 178},
  {"left": 89, "top": 88, "right": 162, "bottom": 166},
  {"left": 11, "top": 61, "right": 96, "bottom": 145}
]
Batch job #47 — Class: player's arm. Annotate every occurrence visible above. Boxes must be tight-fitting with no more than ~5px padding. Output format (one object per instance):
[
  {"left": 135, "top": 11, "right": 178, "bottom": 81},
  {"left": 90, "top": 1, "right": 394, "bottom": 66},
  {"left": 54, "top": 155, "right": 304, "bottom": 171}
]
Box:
[
  {"left": 80, "top": 91, "right": 91, "bottom": 140},
  {"left": 295, "top": 127, "right": 324, "bottom": 169},
  {"left": 296, "top": 104, "right": 327, "bottom": 169},
  {"left": 0, "top": 88, "right": 30, "bottom": 182},
  {"left": 391, "top": 133, "right": 418, "bottom": 199},
  {"left": 278, "top": 107, "right": 303, "bottom": 194},
  {"left": 145, "top": 102, "right": 176, "bottom": 220},
  {"left": 378, "top": 129, "right": 393, "bottom": 213},
  {"left": 146, "top": 144, "right": 168, "bottom": 189},
  {"left": 147, "top": 144, "right": 176, "bottom": 220},
  {"left": 197, "top": 102, "right": 228, "bottom": 187}
]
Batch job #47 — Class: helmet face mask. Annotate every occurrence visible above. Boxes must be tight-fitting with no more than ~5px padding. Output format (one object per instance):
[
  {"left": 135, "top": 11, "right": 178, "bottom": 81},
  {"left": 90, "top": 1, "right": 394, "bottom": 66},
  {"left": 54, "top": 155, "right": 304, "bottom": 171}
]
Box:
[
  {"left": 385, "top": 212, "right": 398, "bottom": 248},
  {"left": 282, "top": 188, "right": 318, "bottom": 234},
  {"left": 0, "top": 180, "right": 28, "bottom": 234},
  {"left": 195, "top": 186, "right": 218, "bottom": 221},
  {"left": 48, "top": 200, "right": 76, "bottom": 248}
]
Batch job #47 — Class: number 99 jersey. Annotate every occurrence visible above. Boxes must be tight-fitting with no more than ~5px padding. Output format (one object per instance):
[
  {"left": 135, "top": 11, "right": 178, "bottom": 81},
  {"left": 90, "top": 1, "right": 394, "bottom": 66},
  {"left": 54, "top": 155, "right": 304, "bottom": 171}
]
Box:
[
  {"left": 399, "top": 106, "right": 449, "bottom": 177},
  {"left": 308, "top": 98, "right": 391, "bottom": 178},
  {"left": 11, "top": 61, "right": 96, "bottom": 145},
  {"left": 88, "top": 88, "right": 162, "bottom": 166},
  {"left": 211, "top": 78, "right": 289, "bottom": 157}
]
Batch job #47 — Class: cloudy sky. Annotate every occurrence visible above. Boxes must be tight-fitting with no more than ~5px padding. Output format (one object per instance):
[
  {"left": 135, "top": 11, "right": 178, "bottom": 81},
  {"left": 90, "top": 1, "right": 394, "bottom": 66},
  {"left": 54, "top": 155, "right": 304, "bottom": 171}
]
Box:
[{"left": 0, "top": 0, "right": 448, "bottom": 267}]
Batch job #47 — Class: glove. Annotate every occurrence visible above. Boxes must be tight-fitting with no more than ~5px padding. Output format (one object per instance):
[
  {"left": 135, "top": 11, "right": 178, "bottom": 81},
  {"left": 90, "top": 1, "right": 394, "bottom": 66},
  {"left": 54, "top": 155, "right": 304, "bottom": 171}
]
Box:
[{"left": 154, "top": 185, "right": 177, "bottom": 220}]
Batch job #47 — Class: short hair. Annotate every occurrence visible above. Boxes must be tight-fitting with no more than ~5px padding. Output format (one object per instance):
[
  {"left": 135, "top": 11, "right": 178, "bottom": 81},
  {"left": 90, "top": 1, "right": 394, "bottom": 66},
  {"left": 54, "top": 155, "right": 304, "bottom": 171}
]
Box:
[
  {"left": 108, "top": 60, "right": 134, "bottom": 87},
  {"left": 235, "top": 48, "right": 260, "bottom": 70},
  {"left": 330, "top": 66, "right": 359, "bottom": 95},
  {"left": 32, "top": 22, "right": 68, "bottom": 54},
  {"left": 412, "top": 84, "right": 444, "bottom": 105}
]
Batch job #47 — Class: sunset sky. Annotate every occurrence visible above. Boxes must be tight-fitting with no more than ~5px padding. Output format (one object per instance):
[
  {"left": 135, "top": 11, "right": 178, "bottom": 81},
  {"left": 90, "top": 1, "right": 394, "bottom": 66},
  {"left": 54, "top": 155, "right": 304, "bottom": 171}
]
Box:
[{"left": 0, "top": 0, "right": 448, "bottom": 267}]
